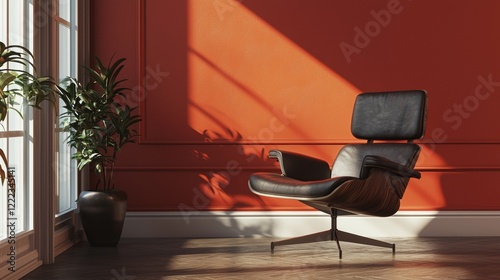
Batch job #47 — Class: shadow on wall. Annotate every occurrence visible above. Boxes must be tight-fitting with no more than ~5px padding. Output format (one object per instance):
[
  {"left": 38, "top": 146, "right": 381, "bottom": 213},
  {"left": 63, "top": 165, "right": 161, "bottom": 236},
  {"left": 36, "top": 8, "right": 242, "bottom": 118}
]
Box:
[
  {"left": 193, "top": 0, "right": 500, "bottom": 224},
  {"left": 90, "top": 1, "right": 500, "bottom": 277},
  {"left": 241, "top": 0, "right": 500, "bottom": 209},
  {"left": 92, "top": 0, "right": 500, "bottom": 241}
]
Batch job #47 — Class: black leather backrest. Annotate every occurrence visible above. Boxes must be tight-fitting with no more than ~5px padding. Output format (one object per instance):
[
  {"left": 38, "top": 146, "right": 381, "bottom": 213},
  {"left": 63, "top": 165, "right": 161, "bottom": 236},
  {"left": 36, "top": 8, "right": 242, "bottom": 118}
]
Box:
[{"left": 351, "top": 90, "right": 427, "bottom": 140}]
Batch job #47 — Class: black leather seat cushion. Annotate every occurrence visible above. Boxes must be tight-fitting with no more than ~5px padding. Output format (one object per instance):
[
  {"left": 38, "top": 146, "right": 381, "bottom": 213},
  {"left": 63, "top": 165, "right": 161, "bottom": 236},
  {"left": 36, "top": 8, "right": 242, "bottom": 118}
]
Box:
[{"left": 249, "top": 173, "right": 354, "bottom": 199}]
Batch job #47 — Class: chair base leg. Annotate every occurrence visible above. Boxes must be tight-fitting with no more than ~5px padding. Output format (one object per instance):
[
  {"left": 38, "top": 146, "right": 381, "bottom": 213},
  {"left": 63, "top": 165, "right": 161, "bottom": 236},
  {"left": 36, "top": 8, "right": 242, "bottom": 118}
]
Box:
[
  {"left": 336, "top": 229, "right": 395, "bottom": 254},
  {"left": 270, "top": 229, "right": 394, "bottom": 259},
  {"left": 270, "top": 209, "right": 396, "bottom": 258},
  {"left": 271, "top": 229, "right": 333, "bottom": 250}
]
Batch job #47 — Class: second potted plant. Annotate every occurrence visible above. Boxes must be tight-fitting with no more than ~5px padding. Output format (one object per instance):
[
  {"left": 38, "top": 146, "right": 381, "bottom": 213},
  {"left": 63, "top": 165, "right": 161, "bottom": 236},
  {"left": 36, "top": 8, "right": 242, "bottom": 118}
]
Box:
[
  {"left": 0, "top": 41, "right": 55, "bottom": 197},
  {"left": 57, "top": 57, "right": 141, "bottom": 246}
]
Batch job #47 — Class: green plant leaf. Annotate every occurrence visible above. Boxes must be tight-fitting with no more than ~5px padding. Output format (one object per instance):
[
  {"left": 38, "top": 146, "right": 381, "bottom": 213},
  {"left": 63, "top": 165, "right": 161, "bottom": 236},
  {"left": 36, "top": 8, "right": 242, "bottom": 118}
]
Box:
[
  {"left": 56, "top": 56, "right": 142, "bottom": 191},
  {"left": 0, "top": 148, "right": 8, "bottom": 184}
]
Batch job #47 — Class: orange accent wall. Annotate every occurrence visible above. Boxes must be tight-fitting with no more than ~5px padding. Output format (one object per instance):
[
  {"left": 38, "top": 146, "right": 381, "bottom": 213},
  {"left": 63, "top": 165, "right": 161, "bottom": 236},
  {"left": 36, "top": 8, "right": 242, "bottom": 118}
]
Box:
[{"left": 90, "top": 0, "right": 500, "bottom": 211}]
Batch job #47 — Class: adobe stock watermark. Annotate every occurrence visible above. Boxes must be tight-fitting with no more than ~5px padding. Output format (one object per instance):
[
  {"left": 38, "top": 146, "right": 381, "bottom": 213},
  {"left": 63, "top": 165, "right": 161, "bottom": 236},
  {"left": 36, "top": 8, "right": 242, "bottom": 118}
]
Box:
[
  {"left": 111, "top": 267, "right": 135, "bottom": 280},
  {"left": 6, "top": 168, "right": 17, "bottom": 273},
  {"left": 113, "top": 64, "right": 170, "bottom": 109},
  {"left": 280, "top": 236, "right": 333, "bottom": 279},
  {"left": 178, "top": 106, "right": 297, "bottom": 224},
  {"left": 419, "top": 73, "right": 500, "bottom": 162},
  {"left": 339, "top": 0, "right": 412, "bottom": 64},
  {"left": 442, "top": 74, "right": 499, "bottom": 130},
  {"left": 213, "top": 0, "right": 244, "bottom": 21},
  {"left": 34, "top": 2, "right": 55, "bottom": 31}
]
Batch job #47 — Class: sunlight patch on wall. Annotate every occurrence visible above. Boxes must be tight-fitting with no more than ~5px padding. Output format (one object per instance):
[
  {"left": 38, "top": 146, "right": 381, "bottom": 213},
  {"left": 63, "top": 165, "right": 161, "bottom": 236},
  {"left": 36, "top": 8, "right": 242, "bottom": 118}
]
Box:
[
  {"left": 402, "top": 171, "right": 446, "bottom": 210},
  {"left": 184, "top": 0, "right": 450, "bottom": 212},
  {"left": 186, "top": 0, "right": 360, "bottom": 144}
]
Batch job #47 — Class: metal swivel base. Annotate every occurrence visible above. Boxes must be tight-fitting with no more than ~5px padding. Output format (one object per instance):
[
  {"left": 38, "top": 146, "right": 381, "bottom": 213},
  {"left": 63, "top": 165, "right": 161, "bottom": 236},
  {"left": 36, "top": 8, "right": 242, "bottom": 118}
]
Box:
[{"left": 270, "top": 209, "right": 395, "bottom": 259}]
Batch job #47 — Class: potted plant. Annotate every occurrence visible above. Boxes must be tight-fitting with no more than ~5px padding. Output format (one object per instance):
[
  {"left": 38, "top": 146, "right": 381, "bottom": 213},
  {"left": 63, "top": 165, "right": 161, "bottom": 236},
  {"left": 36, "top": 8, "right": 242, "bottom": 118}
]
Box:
[
  {"left": 0, "top": 41, "right": 54, "bottom": 196},
  {"left": 57, "top": 57, "right": 141, "bottom": 246}
]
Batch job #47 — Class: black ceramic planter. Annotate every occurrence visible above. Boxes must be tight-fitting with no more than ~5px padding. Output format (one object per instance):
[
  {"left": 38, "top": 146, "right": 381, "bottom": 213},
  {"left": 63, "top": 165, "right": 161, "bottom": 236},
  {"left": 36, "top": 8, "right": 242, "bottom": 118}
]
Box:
[{"left": 77, "top": 190, "right": 127, "bottom": 247}]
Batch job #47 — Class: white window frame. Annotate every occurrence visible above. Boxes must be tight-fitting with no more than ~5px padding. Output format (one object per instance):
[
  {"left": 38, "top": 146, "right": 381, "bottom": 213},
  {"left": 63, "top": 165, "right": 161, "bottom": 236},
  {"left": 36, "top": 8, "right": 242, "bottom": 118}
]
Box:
[
  {"left": 0, "top": 1, "right": 41, "bottom": 279},
  {"left": 0, "top": 1, "right": 88, "bottom": 278},
  {"left": 55, "top": 0, "right": 78, "bottom": 218},
  {"left": 52, "top": 0, "right": 81, "bottom": 257}
]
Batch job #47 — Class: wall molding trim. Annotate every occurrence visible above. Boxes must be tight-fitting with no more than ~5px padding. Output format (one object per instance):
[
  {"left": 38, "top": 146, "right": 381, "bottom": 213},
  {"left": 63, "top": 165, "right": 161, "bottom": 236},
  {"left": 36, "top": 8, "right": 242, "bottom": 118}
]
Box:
[{"left": 121, "top": 211, "right": 500, "bottom": 238}]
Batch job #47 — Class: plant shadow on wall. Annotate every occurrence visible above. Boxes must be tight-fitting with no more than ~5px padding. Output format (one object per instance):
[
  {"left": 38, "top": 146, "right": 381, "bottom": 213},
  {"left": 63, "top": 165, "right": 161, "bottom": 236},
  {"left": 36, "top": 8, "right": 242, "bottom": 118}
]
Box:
[
  {"left": 188, "top": 127, "right": 277, "bottom": 237},
  {"left": 105, "top": 0, "right": 497, "bottom": 245},
  {"left": 57, "top": 57, "right": 141, "bottom": 247},
  {"left": 138, "top": 0, "right": 500, "bottom": 276},
  {"left": 114, "top": 0, "right": 335, "bottom": 239},
  {"left": 0, "top": 41, "right": 54, "bottom": 208},
  {"left": 87, "top": 0, "right": 500, "bottom": 276},
  {"left": 238, "top": 0, "right": 500, "bottom": 277}
]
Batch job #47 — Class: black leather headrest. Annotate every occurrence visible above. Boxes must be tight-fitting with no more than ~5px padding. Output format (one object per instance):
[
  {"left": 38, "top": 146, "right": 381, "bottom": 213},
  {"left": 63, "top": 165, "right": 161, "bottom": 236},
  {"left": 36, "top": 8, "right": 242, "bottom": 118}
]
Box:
[{"left": 351, "top": 90, "right": 427, "bottom": 140}]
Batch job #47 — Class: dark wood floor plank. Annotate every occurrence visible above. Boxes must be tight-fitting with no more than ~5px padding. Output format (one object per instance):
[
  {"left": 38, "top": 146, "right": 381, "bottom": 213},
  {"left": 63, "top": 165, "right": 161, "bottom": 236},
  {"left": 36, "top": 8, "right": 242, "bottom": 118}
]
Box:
[{"left": 22, "top": 237, "right": 500, "bottom": 279}]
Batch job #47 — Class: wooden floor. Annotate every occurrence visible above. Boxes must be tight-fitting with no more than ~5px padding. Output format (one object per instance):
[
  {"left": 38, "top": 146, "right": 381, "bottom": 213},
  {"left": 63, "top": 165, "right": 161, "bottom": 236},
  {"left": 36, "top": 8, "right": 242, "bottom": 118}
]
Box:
[{"left": 23, "top": 236, "right": 500, "bottom": 279}]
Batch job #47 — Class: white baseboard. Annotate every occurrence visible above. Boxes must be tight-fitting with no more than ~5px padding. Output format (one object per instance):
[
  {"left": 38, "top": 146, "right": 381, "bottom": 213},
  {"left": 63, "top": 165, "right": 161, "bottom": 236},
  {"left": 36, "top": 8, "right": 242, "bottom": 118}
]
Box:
[{"left": 121, "top": 211, "right": 500, "bottom": 238}]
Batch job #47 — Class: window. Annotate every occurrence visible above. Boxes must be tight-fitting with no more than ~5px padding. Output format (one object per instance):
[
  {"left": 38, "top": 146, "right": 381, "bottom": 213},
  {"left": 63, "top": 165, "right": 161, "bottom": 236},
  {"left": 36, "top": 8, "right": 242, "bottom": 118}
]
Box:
[
  {"left": 0, "top": 1, "right": 39, "bottom": 278},
  {"left": 0, "top": 1, "right": 85, "bottom": 277},
  {"left": 55, "top": 0, "right": 78, "bottom": 216},
  {"left": 0, "top": 0, "right": 35, "bottom": 244}
]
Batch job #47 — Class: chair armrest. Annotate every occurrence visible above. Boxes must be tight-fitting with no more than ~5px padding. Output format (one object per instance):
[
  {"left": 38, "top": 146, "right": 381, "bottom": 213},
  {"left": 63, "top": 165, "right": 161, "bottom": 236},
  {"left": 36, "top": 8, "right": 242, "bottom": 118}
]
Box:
[
  {"left": 269, "top": 150, "right": 331, "bottom": 181},
  {"left": 249, "top": 172, "right": 355, "bottom": 200},
  {"left": 360, "top": 155, "right": 421, "bottom": 179}
]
